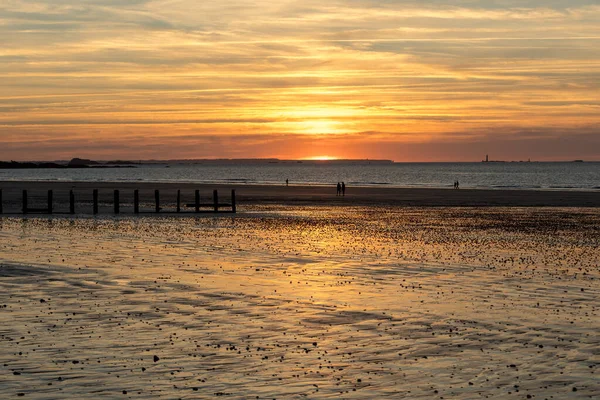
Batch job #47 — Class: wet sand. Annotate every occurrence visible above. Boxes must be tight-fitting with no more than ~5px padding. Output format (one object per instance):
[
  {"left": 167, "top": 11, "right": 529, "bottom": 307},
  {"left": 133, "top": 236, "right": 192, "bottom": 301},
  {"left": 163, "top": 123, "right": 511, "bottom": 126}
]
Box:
[
  {"left": 0, "top": 180, "right": 599, "bottom": 211},
  {"left": 1, "top": 206, "right": 599, "bottom": 398}
]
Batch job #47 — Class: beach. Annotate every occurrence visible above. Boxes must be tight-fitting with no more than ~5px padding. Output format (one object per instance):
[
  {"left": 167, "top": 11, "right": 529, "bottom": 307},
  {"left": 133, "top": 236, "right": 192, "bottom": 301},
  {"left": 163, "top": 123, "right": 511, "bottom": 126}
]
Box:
[
  {"left": 1, "top": 181, "right": 599, "bottom": 211},
  {"left": 1, "top": 194, "right": 599, "bottom": 398}
]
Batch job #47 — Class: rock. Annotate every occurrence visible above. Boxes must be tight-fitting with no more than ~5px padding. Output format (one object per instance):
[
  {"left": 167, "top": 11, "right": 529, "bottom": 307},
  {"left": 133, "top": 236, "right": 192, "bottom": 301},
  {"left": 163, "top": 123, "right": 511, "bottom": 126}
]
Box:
[{"left": 68, "top": 158, "right": 99, "bottom": 167}]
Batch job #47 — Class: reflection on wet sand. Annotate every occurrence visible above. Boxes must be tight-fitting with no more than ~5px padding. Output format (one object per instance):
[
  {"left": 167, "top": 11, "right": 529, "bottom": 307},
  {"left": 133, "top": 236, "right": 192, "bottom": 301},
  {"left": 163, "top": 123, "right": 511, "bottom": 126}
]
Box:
[{"left": 1, "top": 206, "right": 599, "bottom": 398}]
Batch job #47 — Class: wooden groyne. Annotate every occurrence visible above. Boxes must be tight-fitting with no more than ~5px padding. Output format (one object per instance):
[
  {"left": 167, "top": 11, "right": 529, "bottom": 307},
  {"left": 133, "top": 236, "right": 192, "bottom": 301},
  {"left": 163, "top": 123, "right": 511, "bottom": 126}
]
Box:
[{"left": 0, "top": 188, "right": 236, "bottom": 215}]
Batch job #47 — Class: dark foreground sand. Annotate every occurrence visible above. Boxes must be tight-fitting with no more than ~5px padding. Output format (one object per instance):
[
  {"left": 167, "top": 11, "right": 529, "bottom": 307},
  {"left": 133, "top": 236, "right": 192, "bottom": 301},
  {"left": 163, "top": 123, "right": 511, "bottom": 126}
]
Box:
[
  {"left": 1, "top": 206, "right": 599, "bottom": 398},
  {"left": 0, "top": 180, "right": 599, "bottom": 212}
]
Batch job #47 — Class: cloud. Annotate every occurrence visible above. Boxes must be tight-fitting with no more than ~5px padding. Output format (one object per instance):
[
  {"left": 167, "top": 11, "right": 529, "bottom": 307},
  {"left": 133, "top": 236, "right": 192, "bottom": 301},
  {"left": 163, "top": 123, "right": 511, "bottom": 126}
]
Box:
[{"left": 0, "top": 0, "right": 599, "bottom": 160}]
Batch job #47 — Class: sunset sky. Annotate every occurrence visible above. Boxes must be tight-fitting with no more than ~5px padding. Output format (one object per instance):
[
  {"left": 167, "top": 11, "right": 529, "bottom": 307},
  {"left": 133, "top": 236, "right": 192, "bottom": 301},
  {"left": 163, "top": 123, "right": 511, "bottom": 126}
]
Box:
[{"left": 1, "top": 0, "right": 599, "bottom": 161}]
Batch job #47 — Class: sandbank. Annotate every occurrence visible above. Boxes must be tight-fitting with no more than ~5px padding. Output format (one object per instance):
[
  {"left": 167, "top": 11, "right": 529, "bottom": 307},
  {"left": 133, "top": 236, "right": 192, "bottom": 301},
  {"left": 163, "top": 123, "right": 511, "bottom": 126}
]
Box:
[{"left": 0, "top": 180, "right": 599, "bottom": 212}]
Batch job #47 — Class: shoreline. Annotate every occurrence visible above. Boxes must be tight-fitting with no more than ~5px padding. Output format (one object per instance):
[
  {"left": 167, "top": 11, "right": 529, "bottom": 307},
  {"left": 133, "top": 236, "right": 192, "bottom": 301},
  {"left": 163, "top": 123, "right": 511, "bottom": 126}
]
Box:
[
  {"left": 0, "top": 180, "right": 599, "bottom": 208},
  {"left": 1, "top": 178, "right": 599, "bottom": 192}
]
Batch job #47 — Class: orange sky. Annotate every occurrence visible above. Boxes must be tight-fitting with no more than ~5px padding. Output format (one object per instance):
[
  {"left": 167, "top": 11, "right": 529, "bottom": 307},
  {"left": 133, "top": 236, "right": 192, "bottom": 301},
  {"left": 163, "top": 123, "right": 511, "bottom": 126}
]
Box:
[{"left": 1, "top": 1, "right": 599, "bottom": 161}]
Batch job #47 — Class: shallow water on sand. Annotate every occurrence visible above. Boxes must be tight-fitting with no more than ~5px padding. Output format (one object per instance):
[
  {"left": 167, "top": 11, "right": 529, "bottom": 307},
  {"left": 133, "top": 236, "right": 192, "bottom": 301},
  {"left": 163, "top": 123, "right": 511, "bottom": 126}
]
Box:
[{"left": 1, "top": 207, "right": 599, "bottom": 399}]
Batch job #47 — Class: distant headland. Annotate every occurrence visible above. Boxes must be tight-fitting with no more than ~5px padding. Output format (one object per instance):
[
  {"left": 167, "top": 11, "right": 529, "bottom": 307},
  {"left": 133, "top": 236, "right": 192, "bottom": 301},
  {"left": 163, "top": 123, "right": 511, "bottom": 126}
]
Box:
[
  {"left": 0, "top": 158, "right": 138, "bottom": 169},
  {"left": 0, "top": 158, "right": 394, "bottom": 168},
  {"left": 152, "top": 158, "right": 395, "bottom": 165}
]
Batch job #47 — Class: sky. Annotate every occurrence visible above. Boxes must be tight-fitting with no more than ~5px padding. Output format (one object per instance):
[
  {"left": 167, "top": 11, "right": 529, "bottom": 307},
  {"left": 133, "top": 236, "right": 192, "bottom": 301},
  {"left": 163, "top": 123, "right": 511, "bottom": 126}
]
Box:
[{"left": 1, "top": 0, "right": 599, "bottom": 161}]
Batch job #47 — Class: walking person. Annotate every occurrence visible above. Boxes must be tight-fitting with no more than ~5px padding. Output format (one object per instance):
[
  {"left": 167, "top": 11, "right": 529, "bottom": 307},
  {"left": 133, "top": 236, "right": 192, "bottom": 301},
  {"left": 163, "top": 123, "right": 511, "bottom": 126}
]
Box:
[
  {"left": 342, "top": 182, "right": 346, "bottom": 196},
  {"left": 336, "top": 182, "right": 341, "bottom": 196}
]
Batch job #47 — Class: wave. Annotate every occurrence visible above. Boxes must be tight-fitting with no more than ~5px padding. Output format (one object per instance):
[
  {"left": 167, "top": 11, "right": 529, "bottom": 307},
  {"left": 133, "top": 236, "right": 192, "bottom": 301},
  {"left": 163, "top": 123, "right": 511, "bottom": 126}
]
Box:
[
  {"left": 115, "top": 177, "right": 144, "bottom": 181},
  {"left": 222, "top": 178, "right": 253, "bottom": 182},
  {"left": 347, "top": 181, "right": 391, "bottom": 186},
  {"left": 490, "top": 185, "right": 542, "bottom": 189}
]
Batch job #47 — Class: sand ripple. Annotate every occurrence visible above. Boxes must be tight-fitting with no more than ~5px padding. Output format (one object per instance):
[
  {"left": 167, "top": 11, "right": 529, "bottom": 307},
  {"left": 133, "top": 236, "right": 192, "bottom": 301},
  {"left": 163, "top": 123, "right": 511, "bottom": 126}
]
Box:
[{"left": 1, "top": 207, "right": 599, "bottom": 398}]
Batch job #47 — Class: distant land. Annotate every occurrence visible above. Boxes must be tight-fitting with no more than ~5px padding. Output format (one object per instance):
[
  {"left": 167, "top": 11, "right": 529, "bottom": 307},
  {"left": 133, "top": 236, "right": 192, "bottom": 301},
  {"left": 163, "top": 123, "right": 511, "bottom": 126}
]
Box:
[
  {"left": 0, "top": 158, "right": 395, "bottom": 168},
  {"left": 142, "top": 158, "right": 395, "bottom": 165},
  {"left": 0, "top": 158, "right": 593, "bottom": 169},
  {"left": 0, "top": 158, "right": 138, "bottom": 169}
]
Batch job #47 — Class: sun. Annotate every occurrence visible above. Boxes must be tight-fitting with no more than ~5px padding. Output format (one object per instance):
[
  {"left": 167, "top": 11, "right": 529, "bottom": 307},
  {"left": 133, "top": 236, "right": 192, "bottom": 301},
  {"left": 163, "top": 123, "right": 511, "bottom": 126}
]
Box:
[{"left": 303, "top": 155, "right": 338, "bottom": 161}]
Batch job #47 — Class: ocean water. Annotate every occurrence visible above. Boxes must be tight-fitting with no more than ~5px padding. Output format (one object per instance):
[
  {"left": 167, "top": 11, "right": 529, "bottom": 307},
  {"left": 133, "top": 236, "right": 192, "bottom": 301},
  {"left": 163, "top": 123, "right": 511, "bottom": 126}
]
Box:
[{"left": 1, "top": 162, "right": 599, "bottom": 190}]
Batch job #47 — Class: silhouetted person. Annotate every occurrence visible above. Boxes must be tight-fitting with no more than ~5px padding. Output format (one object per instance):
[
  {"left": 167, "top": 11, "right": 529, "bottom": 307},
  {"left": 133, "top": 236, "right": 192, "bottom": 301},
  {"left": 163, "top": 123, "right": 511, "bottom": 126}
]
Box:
[
  {"left": 286, "top": 179, "right": 289, "bottom": 186},
  {"left": 342, "top": 182, "right": 346, "bottom": 196},
  {"left": 336, "top": 182, "right": 341, "bottom": 196}
]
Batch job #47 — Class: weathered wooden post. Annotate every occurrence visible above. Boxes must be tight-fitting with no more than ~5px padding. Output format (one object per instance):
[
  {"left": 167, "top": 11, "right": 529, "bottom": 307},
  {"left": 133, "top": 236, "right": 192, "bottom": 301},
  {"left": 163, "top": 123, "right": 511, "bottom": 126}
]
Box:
[
  {"left": 69, "top": 190, "right": 75, "bottom": 214},
  {"left": 0, "top": 189, "right": 3, "bottom": 214},
  {"left": 176, "top": 190, "right": 181, "bottom": 213},
  {"left": 134, "top": 190, "right": 139, "bottom": 214},
  {"left": 195, "top": 190, "right": 200, "bottom": 213},
  {"left": 213, "top": 190, "right": 219, "bottom": 212},
  {"left": 231, "top": 189, "right": 236, "bottom": 213},
  {"left": 114, "top": 190, "right": 120, "bottom": 214},
  {"left": 22, "top": 190, "right": 28, "bottom": 214},
  {"left": 93, "top": 189, "right": 99, "bottom": 215},
  {"left": 155, "top": 190, "right": 160, "bottom": 213},
  {"left": 47, "top": 190, "right": 53, "bottom": 214}
]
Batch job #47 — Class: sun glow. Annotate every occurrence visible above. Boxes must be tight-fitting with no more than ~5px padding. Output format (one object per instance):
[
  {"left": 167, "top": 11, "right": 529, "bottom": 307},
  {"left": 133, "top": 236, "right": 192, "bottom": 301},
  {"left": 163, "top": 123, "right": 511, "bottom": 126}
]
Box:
[
  {"left": 292, "top": 119, "right": 347, "bottom": 135},
  {"left": 1, "top": 0, "right": 599, "bottom": 162},
  {"left": 303, "top": 155, "right": 338, "bottom": 161}
]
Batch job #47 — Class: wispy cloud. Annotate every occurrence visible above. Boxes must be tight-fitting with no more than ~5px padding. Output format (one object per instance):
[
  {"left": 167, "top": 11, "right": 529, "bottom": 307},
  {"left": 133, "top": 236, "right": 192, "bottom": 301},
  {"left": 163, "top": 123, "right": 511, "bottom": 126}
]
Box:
[{"left": 0, "top": 0, "right": 599, "bottom": 160}]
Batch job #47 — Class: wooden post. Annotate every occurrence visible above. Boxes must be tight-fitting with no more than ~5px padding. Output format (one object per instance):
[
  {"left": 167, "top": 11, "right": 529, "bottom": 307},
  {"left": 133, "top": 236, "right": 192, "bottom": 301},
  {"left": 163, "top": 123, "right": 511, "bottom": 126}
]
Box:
[
  {"left": 47, "top": 190, "right": 53, "bottom": 214},
  {"left": 22, "top": 190, "right": 28, "bottom": 214},
  {"left": 213, "top": 190, "right": 218, "bottom": 212},
  {"left": 134, "top": 190, "right": 139, "bottom": 214},
  {"left": 69, "top": 190, "right": 75, "bottom": 214},
  {"left": 114, "top": 190, "right": 120, "bottom": 214},
  {"left": 176, "top": 190, "right": 181, "bottom": 213},
  {"left": 0, "top": 189, "right": 3, "bottom": 214},
  {"left": 231, "top": 189, "right": 236, "bottom": 213},
  {"left": 93, "top": 189, "right": 98, "bottom": 215},
  {"left": 155, "top": 190, "right": 160, "bottom": 213},
  {"left": 195, "top": 190, "right": 200, "bottom": 213}
]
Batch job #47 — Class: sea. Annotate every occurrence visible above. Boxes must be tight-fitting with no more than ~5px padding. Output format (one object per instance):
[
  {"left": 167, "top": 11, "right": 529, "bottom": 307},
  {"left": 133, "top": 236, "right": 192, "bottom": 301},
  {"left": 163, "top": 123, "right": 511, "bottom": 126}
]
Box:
[{"left": 1, "top": 161, "right": 599, "bottom": 190}]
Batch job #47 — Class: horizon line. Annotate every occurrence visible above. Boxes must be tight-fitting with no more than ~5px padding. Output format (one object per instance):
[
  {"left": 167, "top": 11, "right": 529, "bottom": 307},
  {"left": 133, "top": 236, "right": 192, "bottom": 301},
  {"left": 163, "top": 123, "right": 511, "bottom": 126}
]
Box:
[{"left": 3, "top": 158, "right": 598, "bottom": 164}]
